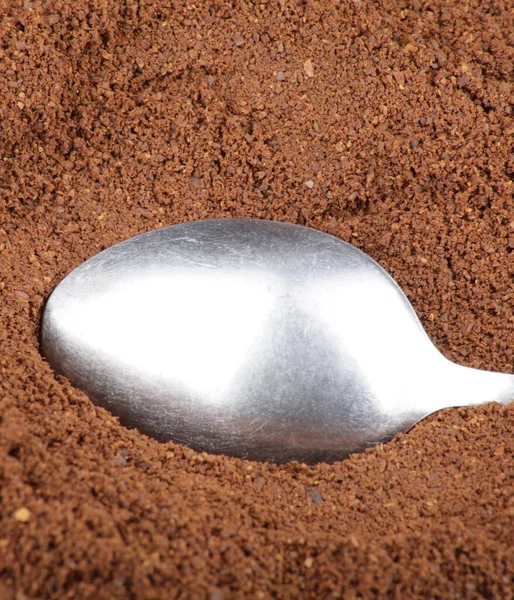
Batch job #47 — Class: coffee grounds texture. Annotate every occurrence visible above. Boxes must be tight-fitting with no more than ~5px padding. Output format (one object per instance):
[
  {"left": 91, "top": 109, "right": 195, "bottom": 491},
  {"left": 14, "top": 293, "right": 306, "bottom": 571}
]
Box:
[{"left": 1, "top": 1, "right": 514, "bottom": 598}]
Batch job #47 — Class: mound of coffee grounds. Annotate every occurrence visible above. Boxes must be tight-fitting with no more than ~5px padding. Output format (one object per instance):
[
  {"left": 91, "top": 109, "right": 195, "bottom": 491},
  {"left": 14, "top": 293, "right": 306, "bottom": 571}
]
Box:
[{"left": 1, "top": 1, "right": 513, "bottom": 598}]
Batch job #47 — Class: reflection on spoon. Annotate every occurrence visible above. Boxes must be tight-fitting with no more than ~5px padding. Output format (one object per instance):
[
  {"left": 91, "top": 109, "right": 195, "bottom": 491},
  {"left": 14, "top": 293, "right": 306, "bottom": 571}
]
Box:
[{"left": 41, "top": 219, "right": 514, "bottom": 463}]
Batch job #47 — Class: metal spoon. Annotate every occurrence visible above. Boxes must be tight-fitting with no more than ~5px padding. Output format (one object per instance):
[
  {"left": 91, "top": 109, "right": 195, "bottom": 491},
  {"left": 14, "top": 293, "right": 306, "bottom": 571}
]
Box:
[{"left": 41, "top": 219, "right": 514, "bottom": 463}]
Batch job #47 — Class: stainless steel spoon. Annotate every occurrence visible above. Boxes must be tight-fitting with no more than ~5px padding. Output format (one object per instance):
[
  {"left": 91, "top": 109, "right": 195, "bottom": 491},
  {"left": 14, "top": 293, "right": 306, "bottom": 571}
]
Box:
[{"left": 41, "top": 219, "right": 514, "bottom": 463}]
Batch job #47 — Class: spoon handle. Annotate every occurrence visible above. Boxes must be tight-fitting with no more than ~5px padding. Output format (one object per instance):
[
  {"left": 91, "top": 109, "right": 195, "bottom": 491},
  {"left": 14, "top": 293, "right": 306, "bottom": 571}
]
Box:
[{"left": 442, "top": 360, "right": 514, "bottom": 409}]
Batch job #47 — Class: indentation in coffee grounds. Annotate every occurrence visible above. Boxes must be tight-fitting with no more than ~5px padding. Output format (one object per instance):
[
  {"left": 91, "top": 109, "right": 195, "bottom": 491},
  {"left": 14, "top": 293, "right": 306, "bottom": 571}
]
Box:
[{"left": 1, "top": 1, "right": 513, "bottom": 598}]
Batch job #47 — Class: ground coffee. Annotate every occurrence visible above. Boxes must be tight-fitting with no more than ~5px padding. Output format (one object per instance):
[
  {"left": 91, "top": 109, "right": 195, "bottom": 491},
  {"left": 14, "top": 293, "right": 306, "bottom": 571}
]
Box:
[{"left": 1, "top": 0, "right": 513, "bottom": 598}]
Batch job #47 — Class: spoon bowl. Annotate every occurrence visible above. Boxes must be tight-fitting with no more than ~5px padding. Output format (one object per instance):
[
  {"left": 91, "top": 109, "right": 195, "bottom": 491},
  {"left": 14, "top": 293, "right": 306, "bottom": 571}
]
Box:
[{"left": 41, "top": 219, "right": 514, "bottom": 462}]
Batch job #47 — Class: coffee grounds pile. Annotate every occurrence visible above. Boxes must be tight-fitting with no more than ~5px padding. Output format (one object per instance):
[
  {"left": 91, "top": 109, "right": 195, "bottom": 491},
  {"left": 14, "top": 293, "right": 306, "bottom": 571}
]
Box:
[{"left": 1, "top": 0, "right": 514, "bottom": 597}]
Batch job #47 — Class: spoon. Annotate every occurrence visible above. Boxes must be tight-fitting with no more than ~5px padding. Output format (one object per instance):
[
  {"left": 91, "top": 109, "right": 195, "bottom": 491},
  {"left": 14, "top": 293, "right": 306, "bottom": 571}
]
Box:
[{"left": 41, "top": 219, "right": 514, "bottom": 463}]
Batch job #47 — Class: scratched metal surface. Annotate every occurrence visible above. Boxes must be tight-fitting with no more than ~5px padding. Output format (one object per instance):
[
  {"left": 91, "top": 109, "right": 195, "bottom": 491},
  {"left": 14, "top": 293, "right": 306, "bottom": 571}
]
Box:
[{"left": 41, "top": 219, "right": 514, "bottom": 462}]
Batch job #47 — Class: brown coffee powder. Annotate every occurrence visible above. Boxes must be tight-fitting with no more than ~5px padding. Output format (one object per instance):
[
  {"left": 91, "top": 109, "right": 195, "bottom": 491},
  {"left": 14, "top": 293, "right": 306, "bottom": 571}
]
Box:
[{"left": 1, "top": 0, "right": 513, "bottom": 598}]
